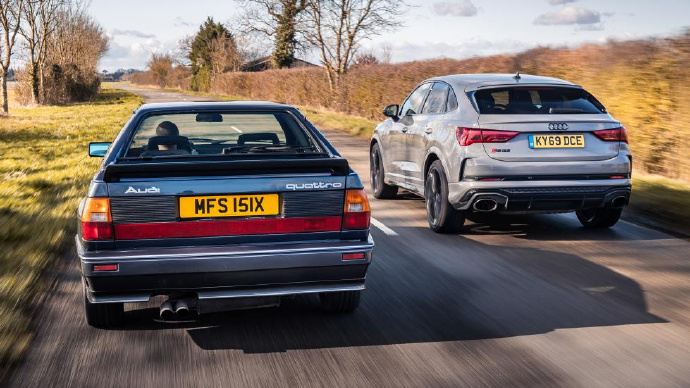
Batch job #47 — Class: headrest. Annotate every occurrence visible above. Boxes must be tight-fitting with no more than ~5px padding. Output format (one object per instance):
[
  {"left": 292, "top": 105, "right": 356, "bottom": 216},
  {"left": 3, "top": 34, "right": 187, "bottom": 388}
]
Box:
[
  {"left": 147, "top": 135, "right": 191, "bottom": 151},
  {"left": 510, "top": 90, "right": 533, "bottom": 104},
  {"left": 156, "top": 121, "right": 180, "bottom": 136},
  {"left": 237, "top": 133, "right": 280, "bottom": 146}
]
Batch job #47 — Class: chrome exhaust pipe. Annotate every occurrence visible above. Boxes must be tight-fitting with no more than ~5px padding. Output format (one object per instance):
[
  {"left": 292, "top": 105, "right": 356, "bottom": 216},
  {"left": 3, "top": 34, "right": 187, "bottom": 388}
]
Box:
[
  {"left": 160, "top": 300, "right": 175, "bottom": 321},
  {"left": 611, "top": 196, "right": 628, "bottom": 208},
  {"left": 174, "top": 299, "right": 191, "bottom": 319},
  {"left": 473, "top": 199, "right": 498, "bottom": 212}
]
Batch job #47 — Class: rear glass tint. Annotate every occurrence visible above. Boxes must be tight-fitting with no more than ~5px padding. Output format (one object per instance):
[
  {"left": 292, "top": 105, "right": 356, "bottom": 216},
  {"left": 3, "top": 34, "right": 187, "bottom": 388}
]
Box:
[
  {"left": 474, "top": 87, "right": 606, "bottom": 115},
  {"left": 125, "top": 112, "right": 320, "bottom": 158}
]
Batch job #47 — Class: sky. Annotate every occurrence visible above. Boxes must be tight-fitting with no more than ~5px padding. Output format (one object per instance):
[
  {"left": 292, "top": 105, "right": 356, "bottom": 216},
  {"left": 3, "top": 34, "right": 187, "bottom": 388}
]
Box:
[{"left": 90, "top": 0, "right": 690, "bottom": 72}]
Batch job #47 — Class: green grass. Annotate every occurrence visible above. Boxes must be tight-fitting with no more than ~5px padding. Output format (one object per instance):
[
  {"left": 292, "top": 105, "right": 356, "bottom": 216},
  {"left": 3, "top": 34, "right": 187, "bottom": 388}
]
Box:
[
  {"left": 0, "top": 87, "right": 143, "bottom": 377},
  {"left": 297, "top": 107, "right": 377, "bottom": 137},
  {"left": 629, "top": 175, "right": 690, "bottom": 236}
]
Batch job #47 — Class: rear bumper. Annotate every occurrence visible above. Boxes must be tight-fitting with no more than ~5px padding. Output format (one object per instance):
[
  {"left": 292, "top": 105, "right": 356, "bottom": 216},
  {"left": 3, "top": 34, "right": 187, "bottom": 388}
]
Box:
[
  {"left": 450, "top": 182, "right": 631, "bottom": 212},
  {"left": 77, "top": 236, "right": 374, "bottom": 304}
]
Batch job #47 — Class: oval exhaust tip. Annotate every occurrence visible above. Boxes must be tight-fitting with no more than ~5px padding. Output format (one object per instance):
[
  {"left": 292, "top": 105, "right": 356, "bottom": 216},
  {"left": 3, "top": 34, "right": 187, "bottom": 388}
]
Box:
[
  {"left": 473, "top": 199, "right": 498, "bottom": 212},
  {"left": 611, "top": 196, "right": 628, "bottom": 208},
  {"left": 160, "top": 300, "right": 175, "bottom": 321}
]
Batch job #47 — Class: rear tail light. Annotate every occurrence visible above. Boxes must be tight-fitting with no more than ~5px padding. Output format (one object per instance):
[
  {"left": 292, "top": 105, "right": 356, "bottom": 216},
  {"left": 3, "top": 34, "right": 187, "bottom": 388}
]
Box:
[
  {"left": 81, "top": 198, "right": 113, "bottom": 240},
  {"left": 342, "top": 253, "right": 366, "bottom": 261},
  {"left": 342, "top": 189, "right": 371, "bottom": 230},
  {"left": 456, "top": 127, "right": 519, "bottom": 146},
  {"left": 593, "top": 127, "right": 628, "bottom": 143},
  {"left": 93, "top": 264, "right": 118, "bottom": 272}
]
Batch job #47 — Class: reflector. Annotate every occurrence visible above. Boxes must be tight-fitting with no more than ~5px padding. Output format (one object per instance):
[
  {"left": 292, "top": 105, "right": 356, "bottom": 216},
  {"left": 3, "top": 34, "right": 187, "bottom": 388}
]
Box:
[{"left": 342, "top": 253, "right": 366, "bottom": 260}]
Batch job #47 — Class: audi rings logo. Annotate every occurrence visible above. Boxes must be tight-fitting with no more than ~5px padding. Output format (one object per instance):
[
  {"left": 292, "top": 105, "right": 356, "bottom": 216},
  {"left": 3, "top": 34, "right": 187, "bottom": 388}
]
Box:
[{"left": 548, "top": 122, "right": 569, "bottom": 131}]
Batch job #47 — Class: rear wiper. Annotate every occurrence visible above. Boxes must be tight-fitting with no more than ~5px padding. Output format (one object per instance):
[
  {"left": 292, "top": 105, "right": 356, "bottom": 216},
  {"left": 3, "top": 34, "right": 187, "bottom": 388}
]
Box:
[{"left": 549, "top": 108, "right": 586, "bottom": 114}]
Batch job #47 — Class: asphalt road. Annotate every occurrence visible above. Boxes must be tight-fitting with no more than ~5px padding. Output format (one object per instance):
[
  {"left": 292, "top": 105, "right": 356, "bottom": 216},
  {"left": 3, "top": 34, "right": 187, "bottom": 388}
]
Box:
[{"left": 8, "top": 85, "right": 690, "bottom": 387}]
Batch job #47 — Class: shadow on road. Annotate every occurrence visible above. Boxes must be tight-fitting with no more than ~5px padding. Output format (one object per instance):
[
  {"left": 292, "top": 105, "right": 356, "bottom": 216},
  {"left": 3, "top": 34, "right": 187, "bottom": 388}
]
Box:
[{"left": 110, "top": 221, "right": 666, "bottom": 354}]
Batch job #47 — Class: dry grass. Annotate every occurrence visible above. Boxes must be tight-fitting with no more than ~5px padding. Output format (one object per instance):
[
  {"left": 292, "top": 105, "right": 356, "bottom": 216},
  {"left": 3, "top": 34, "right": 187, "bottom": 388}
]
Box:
[{"left": 0, "top": 87, "right": 142, "bottom": 377}]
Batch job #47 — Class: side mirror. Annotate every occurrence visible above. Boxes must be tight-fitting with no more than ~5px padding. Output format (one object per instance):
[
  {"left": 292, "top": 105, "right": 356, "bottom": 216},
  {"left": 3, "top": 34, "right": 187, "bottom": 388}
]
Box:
[
  {"left": 89, "top": 142, "right": 111, "bottom": 157},
  {"left": 383, "top": 104, "right": 399, "bottom": 118}
]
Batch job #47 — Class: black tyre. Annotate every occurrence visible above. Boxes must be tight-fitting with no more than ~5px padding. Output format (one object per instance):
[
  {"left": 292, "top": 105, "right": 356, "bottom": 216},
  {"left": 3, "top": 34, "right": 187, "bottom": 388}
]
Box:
[
  {"left": 370, "top": 143, "right": 398, "bottom": 199},
  {"left": 83, "top": 281, "right": 124, "bottom": 328},
  {"left": 576, "top": 207, "right": 623, "bottom": 229},
  {"left": 319, "top": 291, "right": 361, "bottom": 313},
  {"left": 425, "top": 160, "right": 465, "bottom": 233}
]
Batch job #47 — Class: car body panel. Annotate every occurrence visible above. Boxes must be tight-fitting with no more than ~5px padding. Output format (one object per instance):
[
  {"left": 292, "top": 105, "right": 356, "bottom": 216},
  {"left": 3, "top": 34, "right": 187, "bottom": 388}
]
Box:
[
  {"left": 78, "top": 101, "right": 373, "bottom": 305},
  {"left": 371, "top": 73, "right": 632, "bottom": 214}
]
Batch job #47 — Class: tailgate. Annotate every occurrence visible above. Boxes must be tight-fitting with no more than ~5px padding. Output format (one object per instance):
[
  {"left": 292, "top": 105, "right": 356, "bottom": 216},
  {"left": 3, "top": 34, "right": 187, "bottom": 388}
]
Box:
[
  {"left": 108, "top": 174, "right": 347, "bottom": 244},
  {"left": 478, "top": 114, "right": 622, "bottom": 162},
  {"left": 103, "top": 158, "right": 352, "bottom": 246}
]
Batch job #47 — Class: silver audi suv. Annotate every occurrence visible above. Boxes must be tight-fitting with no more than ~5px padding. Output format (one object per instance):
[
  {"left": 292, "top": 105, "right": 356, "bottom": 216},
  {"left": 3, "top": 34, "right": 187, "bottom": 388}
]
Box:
[{"left": 370, "top": 74, "right": 632, "bottom": 233}]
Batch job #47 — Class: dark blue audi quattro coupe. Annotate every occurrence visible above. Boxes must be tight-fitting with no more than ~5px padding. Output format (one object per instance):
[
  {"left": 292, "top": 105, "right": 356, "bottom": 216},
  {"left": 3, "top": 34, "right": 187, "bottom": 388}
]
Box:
[{"left": 79, "top": 102, "right": 373, "bottom": 328}]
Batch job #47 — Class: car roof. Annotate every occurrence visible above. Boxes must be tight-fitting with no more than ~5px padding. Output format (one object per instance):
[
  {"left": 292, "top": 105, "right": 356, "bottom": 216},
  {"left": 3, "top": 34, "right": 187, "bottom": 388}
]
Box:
[
  {"left": 135, "top": 101, "right": 295, "bottom": 114},
  {"left": 428, "top": 73, "right": 579, "bottom": 92}
]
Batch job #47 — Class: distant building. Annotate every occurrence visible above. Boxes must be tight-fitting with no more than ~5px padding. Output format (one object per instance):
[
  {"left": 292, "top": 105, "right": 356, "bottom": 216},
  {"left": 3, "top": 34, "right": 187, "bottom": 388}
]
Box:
[{"left": 241, "top": 57, "right": 318, "bottom": 72}]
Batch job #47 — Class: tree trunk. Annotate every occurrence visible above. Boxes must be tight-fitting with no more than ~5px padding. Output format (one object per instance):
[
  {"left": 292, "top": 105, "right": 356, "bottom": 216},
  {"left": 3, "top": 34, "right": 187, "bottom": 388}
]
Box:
[
  {"left": 0, "top": 72, "right": 8, "bottom": 115},
  {"left": 30, "top": 62, "right": 40, "bottom": 104}
]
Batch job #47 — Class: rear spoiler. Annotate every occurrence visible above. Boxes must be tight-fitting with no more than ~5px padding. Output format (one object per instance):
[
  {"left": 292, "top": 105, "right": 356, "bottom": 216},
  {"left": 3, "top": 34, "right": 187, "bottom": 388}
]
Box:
[{"left": 102, "top": 157, "right": 350, "bottom": 182}]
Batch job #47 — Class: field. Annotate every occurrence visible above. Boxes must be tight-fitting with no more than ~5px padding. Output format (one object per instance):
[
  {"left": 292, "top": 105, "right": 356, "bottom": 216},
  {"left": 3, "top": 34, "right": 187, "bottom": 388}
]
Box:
[{"left": 0, "top": 87, "right": 142, "bottom": 375}]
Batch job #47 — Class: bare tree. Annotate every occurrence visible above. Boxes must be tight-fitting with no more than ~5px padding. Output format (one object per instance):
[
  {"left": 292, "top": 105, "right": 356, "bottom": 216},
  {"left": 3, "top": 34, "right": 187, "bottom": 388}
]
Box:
[
  {"left": 0, "top": 0, "right": 23, "bottom": 115},
  {"left": 147, "top": 53, "right": 174, "bottom": 87},
  {"left": 236, "top": 0, "right": 308, "bottom": 68},
  {"left": 304, "top": 0, "right": 406, "bottom": 90},
  {"left": 380, "top": 43, "right": 392, "bottom": 64},
  {"left": 20, "top": 0, "right": 65, "bottom": 104},
  {"left": 208, "top": 35, "right": 243, "bottom": 74}
]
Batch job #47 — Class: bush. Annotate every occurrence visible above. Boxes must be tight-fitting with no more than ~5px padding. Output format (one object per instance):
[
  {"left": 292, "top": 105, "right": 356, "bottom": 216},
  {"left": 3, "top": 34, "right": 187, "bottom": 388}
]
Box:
[{"left": 41, "top": 64, "right": 101, "bottom": 105}]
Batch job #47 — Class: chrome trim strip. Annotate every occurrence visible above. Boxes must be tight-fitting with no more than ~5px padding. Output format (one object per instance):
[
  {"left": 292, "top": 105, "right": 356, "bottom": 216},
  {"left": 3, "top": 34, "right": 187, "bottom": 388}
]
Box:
[
  {"left": 198, "top": 283, "right": 365, "bottom": 300},
  {"left": 87, "top": 293, "right": 151, "bottom": 304},
  {"left": 79, "top": 236, "right": 374, "bottom": 262},
  {"left": 86, "top": 283, "right": 365, "bottom": 304}
]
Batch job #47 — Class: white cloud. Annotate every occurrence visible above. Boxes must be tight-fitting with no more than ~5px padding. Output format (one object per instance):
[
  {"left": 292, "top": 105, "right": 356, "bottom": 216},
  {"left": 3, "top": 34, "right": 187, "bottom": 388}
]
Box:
[
  {"left": 534, "top": 6, "right": 601, "bottom": 25},
  {"left": 432, "top": 0, "right": 478, "bottom": 17},
  {"left": 549, "top": 0, "right": 577, "bottom": 5},
  {"left": 100, "top": 39, "right": 178, "bottom": 71},
  {"left": 363, "top": 38, "right": 534, "bottom": 64},
  {"left": 111, "top": 29, "right": 157, "bottom": 39},
  {"left": 174, "top": 17, "right": 196, "bottom": 28}
]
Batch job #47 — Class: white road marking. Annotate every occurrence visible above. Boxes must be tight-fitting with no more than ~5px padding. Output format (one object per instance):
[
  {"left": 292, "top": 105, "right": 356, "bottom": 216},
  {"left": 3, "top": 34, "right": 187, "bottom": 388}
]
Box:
[
  {"left": 231, "top": 126, "right": 243, "bottom": 133},
  {"left": 371, "top": 217, "right": 398, "bottom": 236}
]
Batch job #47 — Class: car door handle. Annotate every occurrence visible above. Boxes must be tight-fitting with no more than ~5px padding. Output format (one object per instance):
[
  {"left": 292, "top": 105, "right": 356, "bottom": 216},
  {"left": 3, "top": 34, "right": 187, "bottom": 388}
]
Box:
[
  {"left": 424, "top": 127, "right": 433, "bottom": 134},
  {"left": 401, "top": 127, "right": 408, "bottom": 133}
]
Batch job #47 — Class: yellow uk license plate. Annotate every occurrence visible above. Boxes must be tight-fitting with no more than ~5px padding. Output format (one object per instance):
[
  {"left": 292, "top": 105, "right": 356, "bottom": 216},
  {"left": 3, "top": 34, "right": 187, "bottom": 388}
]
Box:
[
  {"left": 179, "top": 194, "right": 279, "bottom": 218},
  {"left": 529, "top": 134, "right": 585, "bottom": 149}
]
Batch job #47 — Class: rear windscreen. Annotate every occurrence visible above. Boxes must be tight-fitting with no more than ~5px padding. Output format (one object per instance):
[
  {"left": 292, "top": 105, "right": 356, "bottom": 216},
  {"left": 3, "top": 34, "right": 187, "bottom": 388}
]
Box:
[
  {"left": 125, "top": 111, "right": 322, "bottom": 158},
  {"left": 473, "top": 87, "right": 606, "bottom": 115}
]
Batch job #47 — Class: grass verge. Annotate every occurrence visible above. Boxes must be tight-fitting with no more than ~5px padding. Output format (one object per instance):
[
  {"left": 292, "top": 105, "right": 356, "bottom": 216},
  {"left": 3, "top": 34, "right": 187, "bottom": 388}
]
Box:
[
  {"left": 0, "top": 87, "right": 142, "bottom": 378},
  {"left": 629, "top": 175, "right": 690, "bottom": 236}
]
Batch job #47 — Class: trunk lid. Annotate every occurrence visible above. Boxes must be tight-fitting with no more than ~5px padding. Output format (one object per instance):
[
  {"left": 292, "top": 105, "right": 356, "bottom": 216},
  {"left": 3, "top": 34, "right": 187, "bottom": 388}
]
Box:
[
  {"left": 104, "top": 159, "right": 349, "bottom": 246},
  {"left": 478, "top": 114, "right": 622, "bottom": 162}
]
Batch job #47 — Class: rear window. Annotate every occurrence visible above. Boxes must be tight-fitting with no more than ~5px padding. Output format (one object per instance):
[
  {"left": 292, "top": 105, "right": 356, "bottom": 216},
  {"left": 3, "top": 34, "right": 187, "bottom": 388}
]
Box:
[
  {"left": 473, "top": 87, "right": 606, "bottom": 115},
  {"left": 125, "top": 111, "right": 323, "bottom": 158}
]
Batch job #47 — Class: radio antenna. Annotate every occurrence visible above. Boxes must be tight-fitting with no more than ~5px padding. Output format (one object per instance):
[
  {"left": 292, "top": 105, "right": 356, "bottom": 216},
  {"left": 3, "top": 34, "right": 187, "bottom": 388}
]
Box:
[{"left": 514, "top": 72, "right": 521, "bottom": 80}]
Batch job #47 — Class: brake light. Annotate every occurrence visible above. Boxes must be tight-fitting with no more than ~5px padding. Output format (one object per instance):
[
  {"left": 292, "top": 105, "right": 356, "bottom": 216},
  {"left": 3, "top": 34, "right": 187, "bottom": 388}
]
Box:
[
  {"left": 81, "top": 198, "right": 113, "bottom": 240},
  {"left": 456, "top": 127, "right": 519, "bottom": 146},
  {"left": 343, "top": 189, "right": 371, "bottom": 230},
  {"left": 593, "top": 127, "right": 628, "bottom": 143}
]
